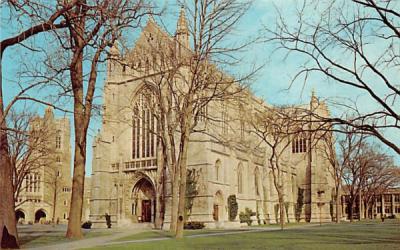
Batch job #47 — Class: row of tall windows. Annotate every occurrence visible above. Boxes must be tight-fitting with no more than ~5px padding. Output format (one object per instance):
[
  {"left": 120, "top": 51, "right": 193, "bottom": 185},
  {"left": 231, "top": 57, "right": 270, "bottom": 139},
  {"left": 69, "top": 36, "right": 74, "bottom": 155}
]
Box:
[
  {"left": 292, "top": 136, "right": 307, "bottom": 153},
  {"left": 25, "top": 173, "right": 41, "bottom": 193},
  {"left": 55, "top": 130, "right": 62, "bottom": 149},
  {"left": 132, "top": 87, "right": 157, "bottom": 161},
  {"left": 215, "top": 160, "right": 260, "bottom": 196}
]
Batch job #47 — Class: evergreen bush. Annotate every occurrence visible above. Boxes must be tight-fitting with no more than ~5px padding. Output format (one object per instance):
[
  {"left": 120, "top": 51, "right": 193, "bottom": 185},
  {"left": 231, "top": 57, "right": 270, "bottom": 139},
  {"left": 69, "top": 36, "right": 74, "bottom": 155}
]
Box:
[
  {"left": 239, "top": 207, "right": 255, "bottom": 226},
  {"left": 227, "top": 195, "right": 238, "bottom": 221}
]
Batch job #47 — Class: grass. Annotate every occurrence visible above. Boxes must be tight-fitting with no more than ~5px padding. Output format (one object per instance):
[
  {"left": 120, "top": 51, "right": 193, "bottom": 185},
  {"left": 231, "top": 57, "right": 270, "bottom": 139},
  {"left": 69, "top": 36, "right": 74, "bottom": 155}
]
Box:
[
  {"left": 82, "top": 219, "right": 400, "bottom": 250},
  {"left": 112, "top": 229, "right": 249, "bottom": 242},
  {"left": 19, "top": 228, "right": 114, "bottom": 248}
]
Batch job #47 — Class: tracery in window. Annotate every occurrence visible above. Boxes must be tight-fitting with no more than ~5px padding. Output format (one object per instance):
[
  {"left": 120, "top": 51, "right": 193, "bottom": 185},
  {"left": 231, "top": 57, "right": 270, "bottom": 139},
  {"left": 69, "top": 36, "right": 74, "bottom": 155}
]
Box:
[{"left": 132, "top": 86, "right": 157, "bottom": 166}]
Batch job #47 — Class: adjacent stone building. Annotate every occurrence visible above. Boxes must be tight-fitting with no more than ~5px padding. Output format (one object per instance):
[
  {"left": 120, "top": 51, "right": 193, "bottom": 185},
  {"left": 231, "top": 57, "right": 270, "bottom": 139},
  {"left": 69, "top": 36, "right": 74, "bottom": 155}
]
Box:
[
  {"left": 89, "top": 8, "right": 335, "bottom": 228},
  {"left": 341, "top": 187, "right": 400, "bottom": 220},
  {"left": 15, "top": 107, "right": 72, "bottom": 224}
]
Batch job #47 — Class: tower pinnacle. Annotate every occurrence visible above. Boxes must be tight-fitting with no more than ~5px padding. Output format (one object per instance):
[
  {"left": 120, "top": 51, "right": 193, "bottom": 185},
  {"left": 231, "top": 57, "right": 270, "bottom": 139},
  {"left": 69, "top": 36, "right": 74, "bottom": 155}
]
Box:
[{"left": 175, "top": 6, "right": 189, "bottom": 48}]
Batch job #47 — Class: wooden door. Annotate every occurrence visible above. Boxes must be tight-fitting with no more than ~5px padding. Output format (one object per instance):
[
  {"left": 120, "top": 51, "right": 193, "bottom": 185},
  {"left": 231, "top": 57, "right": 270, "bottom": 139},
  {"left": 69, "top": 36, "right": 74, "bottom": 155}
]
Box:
[
  {"left": 213, "top": 204, "right": 219, "bottom": 221},
  {"left": 142, "top": 200, "right": 151, "bottom": 222}
]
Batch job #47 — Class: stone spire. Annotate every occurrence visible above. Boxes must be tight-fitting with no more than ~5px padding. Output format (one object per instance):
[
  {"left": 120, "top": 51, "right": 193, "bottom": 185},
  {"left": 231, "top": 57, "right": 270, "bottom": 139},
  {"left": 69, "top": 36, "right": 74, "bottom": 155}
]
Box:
[
  {"left": 44, "top": 106, "right": 54, "bottom": 120},
  {"left": 175, "top": 6, "right": 189, "bottom": 48},
  {"left": 310, "top": 88, "right": 319, "bottom": 109}
]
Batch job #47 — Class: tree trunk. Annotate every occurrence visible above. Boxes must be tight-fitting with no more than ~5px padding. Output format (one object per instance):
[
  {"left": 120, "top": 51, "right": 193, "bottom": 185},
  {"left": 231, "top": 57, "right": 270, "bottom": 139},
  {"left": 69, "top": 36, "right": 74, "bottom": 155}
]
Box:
[
  {"left": 175, "top": 130, "right": 190, "bottom": 238},
  {"left": 66, "top": 131, "right": 86, "bottom": 239},
  {"left": 349, "top": 200, "right": 354, "bottom": 222},
  {"left": 278, "top": 192, "right": 285, "bottom": 230},
  {"left": 170, "top": 161, "right": 179, "bottom": 232},
  {"left": 66, "top": 37, "right": 86, "bottom": 238},
  {"left": 0, "top": 54, "right": 19, "bottom": 249},
  {"left": 155, "top": 143, "right": 166, "bottom": 229},
  {"left": 52, "top": 180, "right": 57, "bottom": 223},
  {"left": 335, "top": 192, "right": 341, "bottom": 223}
]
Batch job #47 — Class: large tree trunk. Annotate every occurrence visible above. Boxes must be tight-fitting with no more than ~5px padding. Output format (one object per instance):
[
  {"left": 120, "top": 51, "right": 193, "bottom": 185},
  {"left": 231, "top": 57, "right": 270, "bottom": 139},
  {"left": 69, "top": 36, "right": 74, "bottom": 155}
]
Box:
[
  {"left": 175, "top": 132, "right": 189, "bottom": 238},
  {"left": 66, "top": 28, "right": 86, "bottom": 238},
  {"left": 170, "top": 163, "right": 179, "bottom": 232},
  {"left": 66, "top": 127, "right": 86, "bottom": 239},
  {"left": 335, "top": 190, "right": 341, "bottom": 223},
  {"left": 155, "top": 142, "right": 166, "bottom": 229},
  {"left": 0, "top": 54, "right": 19, "bottom": 249}
]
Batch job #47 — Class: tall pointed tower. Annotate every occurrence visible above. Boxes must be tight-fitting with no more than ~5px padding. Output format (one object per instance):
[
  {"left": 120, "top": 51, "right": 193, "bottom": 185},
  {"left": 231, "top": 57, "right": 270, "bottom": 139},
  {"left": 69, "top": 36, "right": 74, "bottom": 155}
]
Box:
[{"left": 175, "top": 6, "right": 189, "bottom": 49}]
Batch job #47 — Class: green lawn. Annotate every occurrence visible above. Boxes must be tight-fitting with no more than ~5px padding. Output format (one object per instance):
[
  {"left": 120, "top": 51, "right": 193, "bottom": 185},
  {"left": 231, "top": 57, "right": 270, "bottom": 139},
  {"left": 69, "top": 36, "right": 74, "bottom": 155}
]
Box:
[
  {"left": 19, "top": 229, "right": 114, "bottom": 248},
  {"left": 83, "top": 220, "right": 400, "bottom": 250},
  {"left": 112, "top": 229, "right": 250, "bottom": 242}
]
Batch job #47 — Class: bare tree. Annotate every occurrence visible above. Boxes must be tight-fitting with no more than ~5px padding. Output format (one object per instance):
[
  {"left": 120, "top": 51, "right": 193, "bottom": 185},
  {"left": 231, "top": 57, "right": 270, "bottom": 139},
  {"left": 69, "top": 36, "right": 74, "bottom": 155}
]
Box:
[
  {"left": 251, "top": 106, "right": 301, "bottom": 230},
  {"left": 265, "top": 0, "right": 400, "bottom": 155},
  {"left": 339, "top": 130, "right": 370, "bottom": 222},
  {"left": 360, "top": 150, "right": 399, "bottom": 219},
  {"left": 321, "top": 133, "right": 344, "bottom": 223},
  {"left": 50, "top": 0, "right": 150, "bottom": 239},
  {"left": 0, "top": 1, "right": 78, "bottom": 247},
  {"left": 6, "top": 109, "right": 54, "bottom": 208}
]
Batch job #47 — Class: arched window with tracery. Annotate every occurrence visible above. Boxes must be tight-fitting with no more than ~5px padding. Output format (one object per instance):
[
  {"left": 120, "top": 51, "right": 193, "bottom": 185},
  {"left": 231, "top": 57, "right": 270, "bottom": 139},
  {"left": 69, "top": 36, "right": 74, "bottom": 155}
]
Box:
[
  {"left": 131, "top": 85, "right": 158, "bottom": 169},
  {"left": 237, "top": 163, "right": 243, "bottom": 193}
]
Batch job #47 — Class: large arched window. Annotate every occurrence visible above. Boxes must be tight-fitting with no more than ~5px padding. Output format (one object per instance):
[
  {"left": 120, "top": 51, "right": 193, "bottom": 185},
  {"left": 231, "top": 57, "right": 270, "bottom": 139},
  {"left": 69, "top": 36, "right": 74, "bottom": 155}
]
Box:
[
  {"left": 237, "top": 163, "right": 243, "bottom": 193},
  {"left": 215, "top": 159, "right": 221, "bottom": 181},
  {"left": 131, "top": 86, "right": 157, "bottom": 168}
]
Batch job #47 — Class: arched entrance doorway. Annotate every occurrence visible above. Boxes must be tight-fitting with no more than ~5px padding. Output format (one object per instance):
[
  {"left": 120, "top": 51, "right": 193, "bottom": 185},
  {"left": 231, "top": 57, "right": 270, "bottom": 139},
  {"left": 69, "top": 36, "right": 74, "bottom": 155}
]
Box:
[
  {"left": 35, "top": 209, "right": 46, "bottom": 223},
  {"left": 131, "top": 178, "right": 155, "bottom": 223},
  {"left": 15, "top": 210, "right": 25, "bottom": 223},
  {"left": 213, "top": 191, "right": 224, "bottom": 222}
]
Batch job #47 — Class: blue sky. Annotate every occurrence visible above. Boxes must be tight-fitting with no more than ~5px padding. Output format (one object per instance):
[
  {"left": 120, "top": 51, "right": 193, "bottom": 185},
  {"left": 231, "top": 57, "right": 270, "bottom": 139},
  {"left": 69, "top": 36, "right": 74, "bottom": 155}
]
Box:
[{"left": 1, "top": 0, "right": 399, "bottom": 177}]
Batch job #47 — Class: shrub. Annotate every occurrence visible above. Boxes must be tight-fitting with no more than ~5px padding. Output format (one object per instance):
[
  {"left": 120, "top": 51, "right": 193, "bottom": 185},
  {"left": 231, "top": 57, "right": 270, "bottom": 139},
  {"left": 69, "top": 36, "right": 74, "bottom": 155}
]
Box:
[
  {"left": 239, "top": 207, "right": 255, "bottom": 226},
  {"left": 227, "top": 195, "right": 238, "bottom": 221},
  {"left": 387, "top": 214, "right": 396, "bottom": 219},
  {"left": 184, "top": 221, "right": 205, "bottom": 230},
  {"left": 81, "top": 221, "right": 92, "bottom": 229}
]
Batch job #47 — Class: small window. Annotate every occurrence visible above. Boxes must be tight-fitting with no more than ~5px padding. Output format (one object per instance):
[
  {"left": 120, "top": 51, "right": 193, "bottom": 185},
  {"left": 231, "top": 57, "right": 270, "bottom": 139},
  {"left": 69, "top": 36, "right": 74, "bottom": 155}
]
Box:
[
  {"left": 215, "top": 160, "right": 221, "bottom": 181},
  {"left": 55, "top": 130, "right": 62, "bottom": 149}
]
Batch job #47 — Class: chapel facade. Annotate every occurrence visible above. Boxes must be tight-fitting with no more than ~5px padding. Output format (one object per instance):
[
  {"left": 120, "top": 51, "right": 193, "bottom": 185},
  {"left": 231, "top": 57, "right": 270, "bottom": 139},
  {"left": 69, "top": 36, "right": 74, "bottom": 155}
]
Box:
[{"left": 89, "top": 8, "right": 335, "bottom": 228}]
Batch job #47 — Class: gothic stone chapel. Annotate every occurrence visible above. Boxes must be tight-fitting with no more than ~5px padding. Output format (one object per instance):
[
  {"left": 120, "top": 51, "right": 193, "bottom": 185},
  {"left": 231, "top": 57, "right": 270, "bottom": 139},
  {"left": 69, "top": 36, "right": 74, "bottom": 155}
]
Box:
[{"left": 89, "top": 8, "right": 334, "bottom": 229}]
